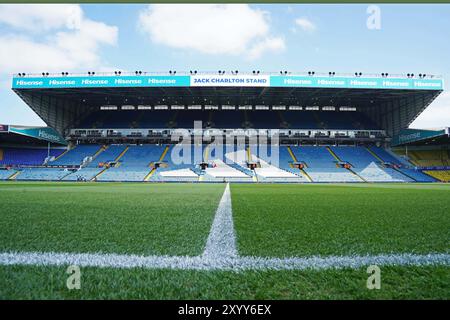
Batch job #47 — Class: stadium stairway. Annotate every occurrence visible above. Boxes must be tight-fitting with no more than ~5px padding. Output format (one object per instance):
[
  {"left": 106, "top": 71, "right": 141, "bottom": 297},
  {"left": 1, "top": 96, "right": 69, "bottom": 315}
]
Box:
[
  {"left": 90, "top": 167, "right": 108, "bottom": 181},
  {"left": 61, "top": 145, "right": 127, "bottom": 181},
  {"left": 366, "top": 146, "right": 435, "bottom": 182},
  {"left": 93, "top": 146, "right": 127, "bottom": 180},
  {"left": 365, "top": 146, "right": 384, "bottom": 163},
  {"left": 8, "top": 171, "right": 21, "bottom": 180},
  {"left": 114, "top": 146, "right": 129, "bottom": 163},
  {"left": 245, "top": 146, "right": 258, "bottom": 182},
  {"left": 332, "top": 146, "right": 415, "bottom": 182},
  {"left": 326, "top": 146, "right": 366, "bottom": 182},
  {"left": 50, "top": 144, "right": 103, "bottom": 166},
  {"left": 198, "top": 145, "right": 210, "bottom": 182},
  {"left": 246, "top": 146, "right": 307, "bottom": 183},
  {"left": 143, "top": 168, "right": 156, "bottom": 182},
  {"left": 201, "top": 145, "right": 254, "bottom": 182},
  {"left": 365, "top": 146, "right": 418, "bottom": 181},
  {"left": 144, "top": 145, "right": 169, "bottom": 181},
  {"left": 53, "top": 148, "right": 69, "bottom": 161},
  {"left": 0, "top": 170, "right": 17, "bottom": 180},
  {"left": 90, "top": 145, "right": 128, "bottom": 181},
  {"left": 286, "top": 146, "right": 313, "bottom": 182}
]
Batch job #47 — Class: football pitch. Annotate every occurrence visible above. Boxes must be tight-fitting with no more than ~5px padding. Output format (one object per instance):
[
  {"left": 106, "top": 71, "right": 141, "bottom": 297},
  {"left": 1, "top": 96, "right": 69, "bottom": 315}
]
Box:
[{"left": 0, "top": 181, "right": 449, "bottom": 299}]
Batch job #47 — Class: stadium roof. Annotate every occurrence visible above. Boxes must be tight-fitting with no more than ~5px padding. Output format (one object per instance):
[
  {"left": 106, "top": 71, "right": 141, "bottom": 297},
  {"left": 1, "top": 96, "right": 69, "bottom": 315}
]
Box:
[
  {"left": 392, "top": 127, "right": 450, "bottom": 146},
  {"left": 0, "top": 124, "right": 67, "bottom": 146},
  {"left": 11, "top": 71, "right": 444, "bottom": 138}
]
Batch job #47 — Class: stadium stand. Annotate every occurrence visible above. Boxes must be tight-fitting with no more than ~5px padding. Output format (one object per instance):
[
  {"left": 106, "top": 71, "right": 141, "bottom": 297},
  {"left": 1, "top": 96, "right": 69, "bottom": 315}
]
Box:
[
  {"left": 50, "top": 144, "right": 102, "bottom": 166},
  {"left": 0, "top": 143, "right": 443, "bottom": 183},
  {"left": 290, "top": 146, "right": 362, "bottom": 182},
  {"left": 399, "top": 168, "right": 436, "bottom": 182},
  {"left": 75, "top": 109, "right": 382, "bottom": 131},
  {"left": 16, "top": 168, "right": 73, "bottom": 181},
  {"left": 198, "top": 145, "right": 254, "bottom": 182},
  {"left": 5, "top": 72, "right": 446, "bottom": 183},
  {"left": 330, "top": 146, "right": 412, "bottom": 182},
  {"left": 151, "top": 144, "right": 199, "bottom": 182},
  {"left": 407, "top": 149, "right": 450, "bottom": 167},
  {"left": 366, "top": 146, "right": 435, "bottom": 182},
  {"left": 99, "top": 145, "right": 165, "bottom": 182},
  {"left": 0, "top": 169, "right": 16, "bottom": 180},
  {"left": 249, "top": 145, "right": 308, "bottom": 182},
  {"left": 0, "top": 147, "right": 63, "bottom": 166},
  {"left": 423, "top": 170, "right": 450, "bottom": 182}
]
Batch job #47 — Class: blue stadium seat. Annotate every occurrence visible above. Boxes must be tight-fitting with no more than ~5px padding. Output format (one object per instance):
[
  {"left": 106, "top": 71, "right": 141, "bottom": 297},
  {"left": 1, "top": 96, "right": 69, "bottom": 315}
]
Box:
[
  {"left": 0, "top": 147, "right": 63, "bottom": 166},
  {"left": 50, "top": 145, "right": 101, "bottom": 166}
]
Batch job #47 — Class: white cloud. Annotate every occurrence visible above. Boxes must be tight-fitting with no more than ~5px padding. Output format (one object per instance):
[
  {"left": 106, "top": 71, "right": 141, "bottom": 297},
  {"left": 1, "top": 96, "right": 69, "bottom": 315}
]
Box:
[
  {"left": 0, "top": 5, "right": 118, "bottom": 74},
  {"left": 138, "top": 4, "right": 285, "bottom": 59},
  {"left": 248, "top": 37, "right": 285, "bottom": 59},
  {"left": 410, "top": 91, "right": 450, "bottom": 129},
  {"left": 0, "top": 4, "right": 83, "bottom": 32},
  {"left": 0, "top": 4, "right": 118, "bottom": 127},
  {"left": 294, "top": 17, "right": 316, "bottom": 32}
]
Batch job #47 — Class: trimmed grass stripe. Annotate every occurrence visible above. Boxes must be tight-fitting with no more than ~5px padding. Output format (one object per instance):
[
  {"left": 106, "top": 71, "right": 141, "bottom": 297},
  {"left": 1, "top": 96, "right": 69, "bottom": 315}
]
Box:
[
  {"left": 0, "top": 182, "right": 224, "bottom": 256},
  {"left": 232, "top": 183, "right": 450, "bottom": 257},
  {"left": 0, "top": 181, "right": 448, "bottom": 299},
  {"left": 1, "top": 264, "right": 449, "bottom": 299}
]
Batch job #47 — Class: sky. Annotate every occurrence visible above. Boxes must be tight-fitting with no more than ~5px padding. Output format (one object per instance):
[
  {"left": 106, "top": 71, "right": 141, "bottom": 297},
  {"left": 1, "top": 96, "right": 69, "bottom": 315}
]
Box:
[{"left": 0, "top": 3, "right": 449, "bottom": 129}]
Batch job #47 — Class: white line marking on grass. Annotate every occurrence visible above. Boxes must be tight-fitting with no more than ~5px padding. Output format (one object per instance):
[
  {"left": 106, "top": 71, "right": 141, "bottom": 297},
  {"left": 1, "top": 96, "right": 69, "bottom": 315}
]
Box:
[
  {"left": 1, "top": 182, "right": 449, "bottom": 271},
  {"left": 0, "top": 251, "right": 448, "bottom": 271},
  {"left": 202, "top": 183, "right": 237, "bottom": 264}
]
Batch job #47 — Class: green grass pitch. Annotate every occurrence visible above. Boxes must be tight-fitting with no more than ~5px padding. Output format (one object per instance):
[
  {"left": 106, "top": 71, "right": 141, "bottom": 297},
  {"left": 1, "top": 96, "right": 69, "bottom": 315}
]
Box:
[
  {"left": 232, "top": 183, "right": 450, "bottom": 257},
  {"left": 0, "top": 182, "right": 224, "bottom": 256},
  {"left": 0, "top": 181, "right": 449, "bottom": 299}
]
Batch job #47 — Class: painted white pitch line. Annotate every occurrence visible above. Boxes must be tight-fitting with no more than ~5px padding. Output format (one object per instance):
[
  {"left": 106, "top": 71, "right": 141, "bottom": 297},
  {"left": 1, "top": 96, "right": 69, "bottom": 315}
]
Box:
[
  {"left": 0, "top": 251, "right": 448, "bottom": 271},
  {"left": 1, "top": 183, "right": 449, "bottom": 271},
  {"left": 202, "top": 183, "right": 237, "bottom": 264}
]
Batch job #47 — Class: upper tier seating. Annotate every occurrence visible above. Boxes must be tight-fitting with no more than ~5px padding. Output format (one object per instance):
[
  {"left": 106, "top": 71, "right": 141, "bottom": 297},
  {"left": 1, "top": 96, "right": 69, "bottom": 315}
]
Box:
[
  {"left": 77, "top": 110, "right": 381, "bottom": 130},
  {"left": 0, "top": 147, "right": 63, "bottom": 166}
]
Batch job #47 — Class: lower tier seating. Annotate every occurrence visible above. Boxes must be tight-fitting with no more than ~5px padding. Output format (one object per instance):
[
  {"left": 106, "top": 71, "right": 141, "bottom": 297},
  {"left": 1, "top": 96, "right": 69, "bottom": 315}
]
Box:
[
  {"left": 304, "top": 167, "right": 362, "bottom": 183},
  {"left": 422, "top": 170, "right": 450, "bottom": 182},
  {"left": 16, "top": 168, "right": 73, "bottom": 181},
  {"left": 3, "top": 144, "right": 442, "bottom": 183},
  {"left": 0, "top": 169, "right": 16, "bottom": 180}
]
